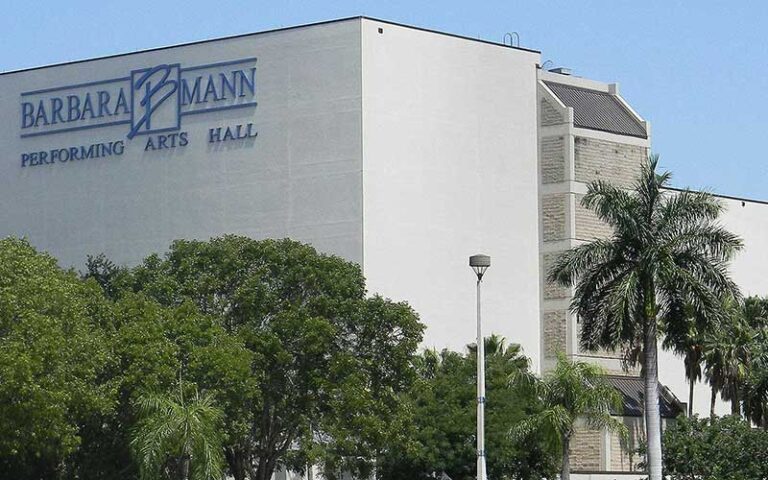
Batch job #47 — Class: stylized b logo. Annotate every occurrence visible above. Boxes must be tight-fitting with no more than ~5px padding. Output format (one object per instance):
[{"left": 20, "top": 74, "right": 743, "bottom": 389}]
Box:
[{"left": 128, "top": 64, "right": 180, "bottom": 139}]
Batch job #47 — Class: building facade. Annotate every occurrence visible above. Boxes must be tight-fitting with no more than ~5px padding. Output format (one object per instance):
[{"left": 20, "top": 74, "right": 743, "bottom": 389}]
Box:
[{"left": 2, "top": 17, "right": 768, "bottom": 479}]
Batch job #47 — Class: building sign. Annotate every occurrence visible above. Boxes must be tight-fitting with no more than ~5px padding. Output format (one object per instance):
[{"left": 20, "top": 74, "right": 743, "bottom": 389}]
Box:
[{"left": 18, "top": 57, "right": 258, "bottom": 167}]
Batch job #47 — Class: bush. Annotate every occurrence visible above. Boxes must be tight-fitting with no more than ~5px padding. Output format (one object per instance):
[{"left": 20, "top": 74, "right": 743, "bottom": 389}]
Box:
[{"left": 663, "top": 415, "right": 768, "bottom": 480}]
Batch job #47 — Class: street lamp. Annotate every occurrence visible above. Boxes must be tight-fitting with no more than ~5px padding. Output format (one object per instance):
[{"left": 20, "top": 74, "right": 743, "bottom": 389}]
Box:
[{"left": 469, "top": 254, "right": 490, "bottom": 480}]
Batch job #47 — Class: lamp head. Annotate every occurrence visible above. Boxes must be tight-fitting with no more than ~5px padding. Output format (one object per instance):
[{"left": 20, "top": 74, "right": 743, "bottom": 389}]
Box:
[{"left": 469, "top": 254, "right": 491, "bottom": 279}]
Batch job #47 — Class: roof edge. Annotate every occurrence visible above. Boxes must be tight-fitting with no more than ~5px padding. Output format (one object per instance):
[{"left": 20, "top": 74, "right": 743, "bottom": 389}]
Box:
[
  {"left": 360, "top": 16, "right": 540, "bottom": 54},
  {"left": 1, "top": 16, "right": 363, "bottom": 76},
  {"left": 2, "top": 15, "right": 539, "bottom": 76},
  {"left": 664, "top": 186, "right": 768, "bottom": 206}
]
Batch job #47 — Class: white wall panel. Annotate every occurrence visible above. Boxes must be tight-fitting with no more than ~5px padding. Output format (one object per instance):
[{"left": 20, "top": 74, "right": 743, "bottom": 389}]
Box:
[{"left": 360, "top": 19, "right": 542, "bottom": 366}]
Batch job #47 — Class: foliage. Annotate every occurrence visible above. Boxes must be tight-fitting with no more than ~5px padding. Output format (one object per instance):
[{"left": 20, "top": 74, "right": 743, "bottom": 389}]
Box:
[
  {"left": 131, "top": 387, "right": 225, "bottom": 480},
  {"left": 662, "top": 305, "right": 706, "bottom": 417},
  {"left": 663, "top": 415, "right": 768, "bottom": 480},
  {"left": 378, "top": 335, "right": 559, "bottom": 480},
  {"left": 701, "top": 297, "right": 752, "bottom": 416},
  {"left": 549, "top": 155, "right": 742, "bottom": 480},
  {"left": 700, "top": 296, "right": 768, "bottom": 420},
  {"left": 512, "top": 354, "right": 626, "bottom": 480},
  {"left": 114, "top": 236, "right": 425, "bottom": 480},
  {"left": 0, "top": 238, "right": 114, "bottom": 479},
  {"left": 63, "top": 289, "right": 254, "bottom": 480}
]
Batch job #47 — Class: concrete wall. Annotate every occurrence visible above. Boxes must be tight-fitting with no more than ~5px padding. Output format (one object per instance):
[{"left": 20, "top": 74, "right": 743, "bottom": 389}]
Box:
[
  {"left": 0, "top": 19, "right": 364, "bottom": 268},
  {"left": 1, "top": 17, "right": 544, "bottom": 365},
  {"left": 360, "top": 19, "right": 542, "bottom": 360}
]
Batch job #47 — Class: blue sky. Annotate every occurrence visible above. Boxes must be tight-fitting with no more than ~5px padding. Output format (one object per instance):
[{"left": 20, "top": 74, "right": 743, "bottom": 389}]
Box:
[{"left": 3, "top": 1, "right": 766, "bottom": 200}]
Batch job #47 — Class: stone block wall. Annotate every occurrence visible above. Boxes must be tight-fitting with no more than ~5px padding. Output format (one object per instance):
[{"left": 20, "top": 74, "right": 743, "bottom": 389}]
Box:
[
  {"left": 541, "top": 194, "right": 567, "bottom": 242},
  {"left": 542, "top": 310, "right": 567, "bottom": 359},
  {"left": 574, "top": 136, "right": 645, "bottom": 187},
  {"left": 570, "top": 426, "right": 602, "bottom": 471},
  {"left": 541, "top": 136, "right": 565, "bottom": 184},
  {"left": 541, "top": 97, "right": 564, "bottom": 126}
]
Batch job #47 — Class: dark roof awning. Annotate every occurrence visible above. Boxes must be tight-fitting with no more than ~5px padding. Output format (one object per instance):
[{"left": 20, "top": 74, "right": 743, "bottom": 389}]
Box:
[
  {"left": 604, "top": 375, "right": 685, "bottom": 418},
  {"left": 544, "top": 81, "right": 648, "bottom": 139}
]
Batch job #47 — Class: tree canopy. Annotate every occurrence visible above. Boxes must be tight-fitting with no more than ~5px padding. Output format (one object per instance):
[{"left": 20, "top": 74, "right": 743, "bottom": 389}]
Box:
[
  {"left": 378, "top": 335, "right": 559, "bottom": 480},
  {"left": 0, "top": 238, "right": 113, "bottom": 478},
  {"left": 88, "top": 235, "right": 425, "bottom": 480},
  {"left": 0, "top": 236, "right": 426, "bottom": 480},
  {"left": 663, "top": 415, "right": 768, "bottom": 480}
]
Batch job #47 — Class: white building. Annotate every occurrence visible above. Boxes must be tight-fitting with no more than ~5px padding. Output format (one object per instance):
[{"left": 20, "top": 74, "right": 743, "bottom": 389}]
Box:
[{"left": 2, "top": 17, "right": 767, "bottom": 479}]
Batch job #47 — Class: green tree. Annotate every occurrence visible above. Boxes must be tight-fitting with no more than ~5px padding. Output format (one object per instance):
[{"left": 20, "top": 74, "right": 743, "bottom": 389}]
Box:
[
  {"left": 702, "top": 299, "right": 751, "bottom": 417},
  {"left": 378, "top": 335, "right": 559, "bottom": 480},
  {"left": 123, "top": 236, "right": 424, "bottom": 480},
  {"left": 663, "top": 415, "right": 768, "bottom": 480},
  {"left": 549, "top": 156, "right": 742, "bottom": 480},
  {"left": 663, "top": 308, "right": 706, "bottom": 417},
  {"left": 0, "top": 237, "right": 114, "bottom": 479},
  {"left": 131, "top": 386, "right": 225, "bottom": 480},
  {"left": 512, "top": 354, "right": 626, "bottom": 480},
  {"left": 74, "top": 292, "right": 254, "bottom": 480}
]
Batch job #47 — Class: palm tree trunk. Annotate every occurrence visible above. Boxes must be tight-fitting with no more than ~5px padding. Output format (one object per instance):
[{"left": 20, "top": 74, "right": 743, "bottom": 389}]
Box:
[
  {"left": 710, "top": 386, "right": 717, "bottom": 418},
  {"left": 731, "top": 385, "right": 740, "bottom": 416},
  {"left": 688, "top": 376, "right": 695, "bottom": 417},
  {"left": 180, "top": 454, "right": 190, "bottom": 480},
  {"left": 561, "top": 434, "right": 571, "bottom": 480},
  {"left": 643, "top": 309, "right": 663, "bottom": 480}
]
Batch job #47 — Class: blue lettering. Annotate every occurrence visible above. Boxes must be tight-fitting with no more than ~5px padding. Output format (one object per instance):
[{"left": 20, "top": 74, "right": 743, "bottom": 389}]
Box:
[
  {"left": 220, "top": 72, "right": 237, "bottom": 100},
  {"left": 179, "top": 131, "right": 188, "bottom": 146},
  {"left": 239, "top": 68, "right": 256, "bottom": 97},
  {"left": 51, "top": 98, "right": 65, "bottom": 124},
  {"left": 80, "top": 145, "right": 95, "bottom": 159},
  {"left": 21, "top": 102, "right": 34, "bottom": 128},
  {"left": 209, "top": 127, "right": 221, "bottom": 143},
  {"left": 181, "top": 77, "right": 201, "bottom": 105},
  {"left": 57, "top": 148, "right": 70, "bottom": 162},
  {"left": 97, "top": 91, "right": 111, "bottom": 118},
  {"left": 81, "top": 93, "right": 95, "bottom": 120},
  {"left": 114, "top": 88, "right": 129, "bottom": 115},
  {"left": 128, "top": 65, "right": 179, "bottom": 139},
  {"left": 202, "top": 75, "right": 220, "bottom": 102},
  {"left": 67, "top": 95, "right": 81, "bottom": 122},
  {"left": 34, "top": 100, "right": 49, "bottom": 127},
  {"left": 223, "top": 126, "right": 235, "bottom": 141}
]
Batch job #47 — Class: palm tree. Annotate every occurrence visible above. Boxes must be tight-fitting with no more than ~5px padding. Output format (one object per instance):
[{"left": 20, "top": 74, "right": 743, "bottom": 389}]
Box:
[
  {"left": 131, "top": 386, "right": 225, "bottom": 480},
  {"left": 511, "top": 354, "right": 627, "bottom": 480},
  {"left": 662, "top": 309, "right": 706, "bottom": 417},
  {"left": 743, "top": 297, "right": 768, "bottom": 426},
  {"left": 702, "top": 296, "right": 751, "bottom": 417},
  {"left": 549, "top": 155, "right": 742, "bottom": 480}
]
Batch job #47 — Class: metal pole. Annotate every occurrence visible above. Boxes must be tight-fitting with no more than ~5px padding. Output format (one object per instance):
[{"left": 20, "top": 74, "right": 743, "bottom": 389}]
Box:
[{"left": 476, "top": 276, "right": 487, "bottom": 480}]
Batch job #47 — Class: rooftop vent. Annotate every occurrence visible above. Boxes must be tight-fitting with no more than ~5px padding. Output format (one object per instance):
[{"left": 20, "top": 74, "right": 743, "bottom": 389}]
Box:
[{"left": 549, "top": 67, "right": 572, "bottom": 76}]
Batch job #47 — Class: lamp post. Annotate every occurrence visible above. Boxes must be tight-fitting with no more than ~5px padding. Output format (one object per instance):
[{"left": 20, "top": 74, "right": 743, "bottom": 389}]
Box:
[{"left": 469, "top": 254, "right": 491, "bottom": 480}]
